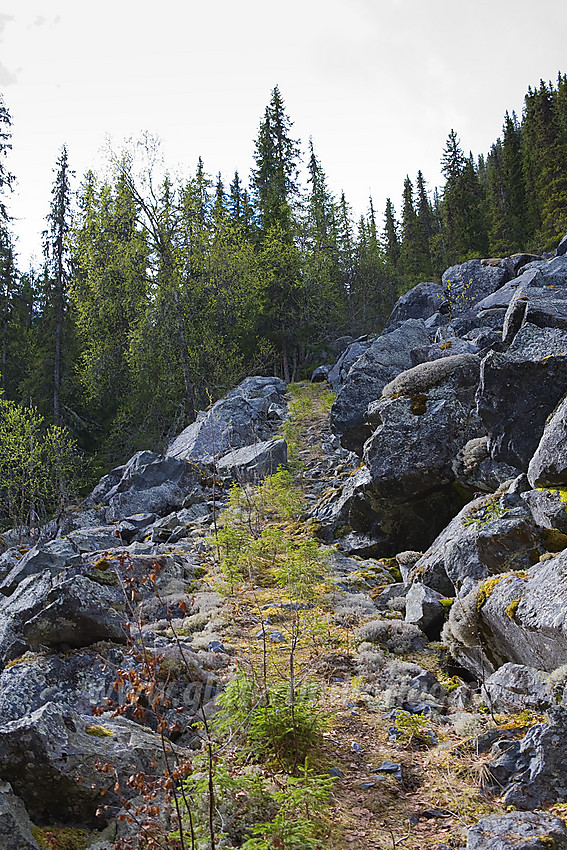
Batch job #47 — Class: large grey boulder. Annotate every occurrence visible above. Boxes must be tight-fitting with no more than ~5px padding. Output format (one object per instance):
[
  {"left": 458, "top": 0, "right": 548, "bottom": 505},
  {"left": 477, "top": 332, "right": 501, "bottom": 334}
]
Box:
[
  {"left": 0, "top": 650, "right": 118, "bottom": 724},
  {"left": 474, "top": 267, "right": 543, "bottom": 313},
  {"left": 441, "top": 259, "right": 509, "bottom": 316},
  {"left": 477, "top": 323, "right": 567, "bottom": 470},
  {"left": 404, "top": 583, "right": 446, "bottom": 638},
  {"left": 0, "top": 702, "right": 166, "bottom": 825},
  {"left": 486, "top": 706, "right": 567, "bottom": 810},
  {"left": 353, "top": 354, "right": 483, "bottom": 554},
  {"left": 167, "top": 376, "right": 286, "bottom": 463},
  {"left": 522, "top": 487, "right": 567, "bottom": 534},
  {"left": 409, "top": 493, "right": 543, "bottom": 597},
  {"left": 0, "top": 537, "right": 82, "bottom": 595},
  {"left": 386, "top": 281, "right": 446, "bottom": 327},
  {"left": 327, "top": 337, "right": 372, "bottom": 391},
  {"left": 0, "top": 570, "right": 127, "bottom": 665},
  {"left": 528, "top": 395, "right": 567, "bottom": 487},
  {"left": 330, "top": 320, "right": 431, "bottom": 453},
  {"left": 363, "top": 354, "right": 482, "bottom": 499},
  {"left": 216, "top": 438, "right": 287, "bottom": 483},
  {"left": 313, "top": 466, "right": 384, "bottom": 547},
  {"left": 481, "top": 663, "right": 553, "bottom": 714},
  {"left": 444, "top": 549, "right": 567, "bottom": 678},
  {"left": 466, "top": 810, "right": 567, "bottom": 849},
  {"left": 0, "top": 782, "right": 41, "bottom": 849}
]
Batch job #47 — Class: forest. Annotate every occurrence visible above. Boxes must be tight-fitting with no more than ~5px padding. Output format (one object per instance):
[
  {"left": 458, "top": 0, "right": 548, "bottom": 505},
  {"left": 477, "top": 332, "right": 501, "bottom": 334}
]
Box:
[{"left": 0, "top": 74, "right": 567, "bottom": 485}]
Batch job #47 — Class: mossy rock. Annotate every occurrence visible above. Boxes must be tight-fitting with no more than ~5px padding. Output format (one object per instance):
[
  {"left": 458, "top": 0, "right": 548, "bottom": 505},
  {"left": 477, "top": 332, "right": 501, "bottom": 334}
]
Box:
[
  {"left": 542, "top": 528, "right": 567, "bottom": 553},
  {"left": 32, "top": 826, "right": 89, "bottom": 850},
  {"left": 85, "top": 723, "right": 115, "bottom": 738}
]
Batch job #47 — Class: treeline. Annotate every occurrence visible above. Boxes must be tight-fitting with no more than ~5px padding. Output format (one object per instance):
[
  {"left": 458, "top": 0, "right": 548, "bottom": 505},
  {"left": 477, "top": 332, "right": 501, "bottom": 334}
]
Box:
[{"left": 1, "top": 76, "right": 567, "bottom": 472}]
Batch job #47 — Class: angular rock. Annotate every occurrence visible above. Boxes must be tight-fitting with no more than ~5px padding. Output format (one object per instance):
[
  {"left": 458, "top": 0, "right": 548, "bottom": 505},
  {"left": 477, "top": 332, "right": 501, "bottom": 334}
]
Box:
[
  {"left": 486, "top": 706, "right": 567, "bottom": 810},
  {"left": 330, "top": 320, "right": 430, "bottom": 453},
  {"left": 404, "top": 583, "right": 446, "bottom": 638},
  {"left": 0, "top": 650, "right": 118, "bottom": 724},
  {"left": 411, "top": 494, "right": 543, "bottom": 597},
  {"left": 445, "top": 550, "right": 567, "bottom": 678},
  {"left": 521, "top": 487, "right": 567, "bottom": 534},
  {"left": 1, "top": 538, "right": 82, "bottom": 596},
  {"left": 0, "top": 781, "right": 41, "bottom": 849},
  {"left": 386, "top": 281, "right": 446, "bottom": 327},
  {"left": 441, "top": 259, "right": 509, "bottom": 316},
  {"left": 481, "top": 663, "right": 552, "bottom": 714},
  {"left": 0, "top": 570, "right": 127, "bottom": 664},
  {"left": 466, "top": 810, "right": 567, "bottom": 849},
  {"left": 477, "top": 323, "right": 567, "bottom": 470},
  {"left": 528, "top": 396, "right": 567, "bottom": 488},
  {"left": 311, "top": 364, "right": 330, "bottom": 382},
  {"left": 0, "top": 702, "right": 166, "bottom": 825},
  {"left": 216, "top": 438, "right": 287, "bottom": 483},
  {"left": 327, "top": 336, "right": 372, "bottom": 391},
  {"left": 20, "top": 574, "right": 127, "bottom": 649},
  {"left": 167, "top": 376, "right": 286, "bottom": 462},
  {"left": 364, "top": 353, "right": 482, "bottom": 499}
]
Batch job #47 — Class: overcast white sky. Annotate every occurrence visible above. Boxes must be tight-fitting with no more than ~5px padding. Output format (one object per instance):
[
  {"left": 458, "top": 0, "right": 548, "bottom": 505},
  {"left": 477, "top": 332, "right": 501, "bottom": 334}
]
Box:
[{"left": 1, "top": 0, "right": 566, "bottom": 267}]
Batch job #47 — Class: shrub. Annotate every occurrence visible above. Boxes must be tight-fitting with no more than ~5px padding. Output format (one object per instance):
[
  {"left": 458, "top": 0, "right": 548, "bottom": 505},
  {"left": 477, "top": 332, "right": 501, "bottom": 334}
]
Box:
[
  {"left": 214, "top": 671, "right": 329, "bottom": 771},
  {"left": 0, "top": 396, "right": 81, "bottom": 531}
]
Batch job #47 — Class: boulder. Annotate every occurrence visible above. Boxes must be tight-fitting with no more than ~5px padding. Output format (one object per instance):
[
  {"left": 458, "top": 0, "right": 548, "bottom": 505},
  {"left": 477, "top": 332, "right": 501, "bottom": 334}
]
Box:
[
  {"left": 216, "top": 438, "right": 288, "bottom": 483},
  {"left": 0, "top": 570, "right": 127, "bottom": 664},
  {"left": 0, "top": 781, "right": 41, "bottom": 849},
  {"left": 0, "top": 650, "right": 118, "bottom": 724},
  {"left": 0, "top": 702, "right": 166, "bottom": 825},
  {"left": 167, "top": 376, "right": 286, "bottom": 462},
  {"left": 481, "top": 663, "right": 553, "bottom": 714},
  {"left": 327, "top": 337, "right": 372, "bottom": 391},
  {"left": 466, "top": 810, "right": 567, "bottom": 849},
  {"left": 409, "top": 494, "right": 543, "bottom": 597},
  {"left": 93, "top": 451, "right": 206, "bottom": 522},
  {"left": 528, "top": 395, "right": 567, "bottom": 488},
  {"left": 477, "top": 323, "right": 567, "bottom": 470},
  {"left": 386, "top": 281, "right": 446, "bottom": 327},
  {"left": 404, "top": 583, "right": 447, "bottom": 638},
  {"left": 330, "top": 320, "right": 431, "bottom": 453},
  {"left": 311, "top": 364, "right": 330, "bottom": 382},
  {"left": 445, "top": 550, "right": 567, "bottom": 678},
  {"left": 363, "top": 354, "right": 482, "bottom": 500},
  {"left": 521, "top": 487, "right": 567, "bottom": 534},
  {"left": 486, "top": 706, "right": 567, "bottom": 810},
  {"left": 20, "top": 573, "right": 127, "bottom": 650},
  {"left": 441, "top": 259, "right": 509, "bottom": 316},
  {"left": 0, "top": 537, "right": 82, "bottom": 596}
]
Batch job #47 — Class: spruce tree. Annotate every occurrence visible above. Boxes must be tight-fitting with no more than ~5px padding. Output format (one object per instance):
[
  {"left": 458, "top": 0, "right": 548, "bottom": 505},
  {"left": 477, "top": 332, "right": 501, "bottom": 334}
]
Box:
[
  {"left": 43, "top": 145, "right": 74, "bottom": 424},
  {"left": 251, "top": 86, "right": 301, "bottom": 236}
]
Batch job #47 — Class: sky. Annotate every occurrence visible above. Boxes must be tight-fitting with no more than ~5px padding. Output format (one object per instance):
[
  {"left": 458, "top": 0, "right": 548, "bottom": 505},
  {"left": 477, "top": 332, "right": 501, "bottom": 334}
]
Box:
[{"left": 0, "top": 0, "right": 566, "bottom": 268}]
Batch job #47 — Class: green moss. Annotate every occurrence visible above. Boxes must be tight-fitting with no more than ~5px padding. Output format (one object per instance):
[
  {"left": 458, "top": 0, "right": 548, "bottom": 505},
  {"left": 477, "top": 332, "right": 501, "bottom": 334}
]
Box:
[
  {"left": 543, "top": 487, "right": 567, "bottom": 513},
  {"left": 506, "top": 598, "right": 520, "bottom": 619},
  {"left": 410, "top": 393, "right": 428, "bottom": 415},
  {"left": 93, "top": 557, "right": 112, "bottom": 570},
  {"left": 32, "top": 826, "right": 88, "bottom": 850},
  {"left": 90, "top": 566, "right": 119, "bottom": 586},
  {"left": 84, "top": 723, "right": 115, "bottom": 738},
  {"left": 477, "top": 575, "right": 507, "bottom": 610},
  {"left": 379, "top": 557, "right": 403, "bottom": 582},
  {"left": 440, "top": 597, "right": 455, "bottom": 609},
  {"left": 542, "top": 528, "right": 567, "bottom": 552}
]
